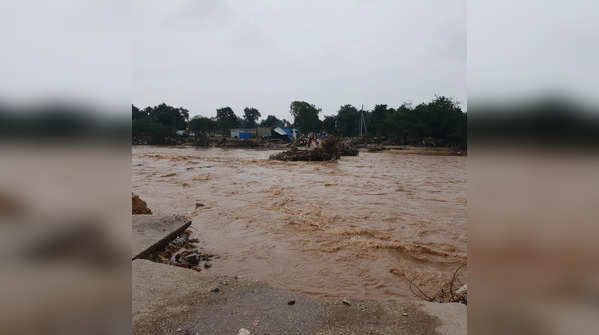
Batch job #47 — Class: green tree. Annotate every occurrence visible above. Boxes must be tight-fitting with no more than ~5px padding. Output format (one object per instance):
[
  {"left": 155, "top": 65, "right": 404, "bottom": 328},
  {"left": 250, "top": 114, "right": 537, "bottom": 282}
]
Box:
[
  {"left": 336, "top": 104, "right": 360, "bottom": 137},
  {"left": 243, "top": 107, "right": 261, "bottom": 127},
  {"left": 260, "top": 115, "right": 284, "bottom": 128},
  {"left": 132, "top": 118, "right": 176, "bottom": 144},
  {"left": 215, "top": 107, "right": 239, "bottom": 134},
  {"left": 322, "top": 115, "right": 337, "bottom": 134},
  {"left": 132, "top": 105, "right": 148, "bottom": 120},
  {"left": 370, "top": 104, "right": 389, "bottom": 136},
  {"left": 189, "top": 116, "right": 218, "bottom": 135},
  {"left": 146, "top": 103, "right": 188, "bottom": 130},
  {"left": 422, "top": 96, "right": 465, "bottom": 148},
  {"left": 378, "top": 97, "right": 466, "bottom": 148},
  {"left": 178, "top": 107, "right": 190, "bottom": 124},
  {"left": 289, "top": 101, "right": 321, "bottom": 133},
  {"left": 383, "top": 104, "right": 415, "bottom": 143}
]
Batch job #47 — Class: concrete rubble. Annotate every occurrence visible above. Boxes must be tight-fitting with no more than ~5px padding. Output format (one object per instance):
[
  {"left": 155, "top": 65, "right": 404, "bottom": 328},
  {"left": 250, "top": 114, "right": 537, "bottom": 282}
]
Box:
[
  {"left": 148, "top": 229, "right": 217, "bottom": 271},
  {"left": 132, "top": 215, "right": 191, "bottom": 260}
]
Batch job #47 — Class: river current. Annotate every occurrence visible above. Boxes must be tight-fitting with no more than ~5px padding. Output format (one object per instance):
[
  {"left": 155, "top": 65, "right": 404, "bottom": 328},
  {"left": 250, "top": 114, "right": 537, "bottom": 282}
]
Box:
[{"left": 132, "top": 146, "right": 466, "bottom": 300}]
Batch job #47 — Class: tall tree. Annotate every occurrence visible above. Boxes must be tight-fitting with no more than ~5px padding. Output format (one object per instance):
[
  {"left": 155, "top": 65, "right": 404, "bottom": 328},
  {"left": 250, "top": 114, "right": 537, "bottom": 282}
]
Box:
[
  {"left": 378, "top": 97, "right": 466, "bottom": 148},
  {"left": 178, "top": 107, "right": 190, "bottom": 124},
  {"left": 215, "top": 107, "right": 239, "bottom": 134},
  {"left": 322, "top": 115, "right": 337, "bottom": 134},
  {"left": 189, "top": 116, "right": 218, "bottom": 135},
  {"left": 370, "top": 104, "right": 389, "bottom": 136},
  {"left": 383, "top": 103, "right": 415, "bottom": 143},
  {"left": 336, "top": 104, "right": 360, "bottom": 137},
  {"left": 289, "top": 101, "right": 322, "bottom": 133},
  {"left": 132, "top": 105, "right": 148, "bottom": 120},
  {"left": 243, "top": 107, "right": 261, "bottom": 127},
  {"left": 145, "top": 103, "right": 188, "bottom": 130},
  {"left": 132, "top": 119, "right": 176, "bottom": 143},
  {"left": 260, "top": 115, "right": 284, "bottom": 128}
]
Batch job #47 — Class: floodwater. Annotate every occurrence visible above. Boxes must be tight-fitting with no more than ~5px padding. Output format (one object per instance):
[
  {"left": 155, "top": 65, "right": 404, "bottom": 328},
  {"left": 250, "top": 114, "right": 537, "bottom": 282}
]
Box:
[{"left": 132, "top": 146, "right": 466, "bottom": 300}]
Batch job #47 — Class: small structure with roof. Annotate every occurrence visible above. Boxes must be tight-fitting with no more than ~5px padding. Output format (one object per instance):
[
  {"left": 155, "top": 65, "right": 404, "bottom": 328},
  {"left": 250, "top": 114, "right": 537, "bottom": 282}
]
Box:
[{"left": 230, "top": 127, "right": 272, "bottom": 139}]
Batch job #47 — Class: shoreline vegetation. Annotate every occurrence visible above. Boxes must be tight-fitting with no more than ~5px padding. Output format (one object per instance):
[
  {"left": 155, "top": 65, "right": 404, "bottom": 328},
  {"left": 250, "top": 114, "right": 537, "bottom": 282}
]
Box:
[{"left": 132, "top": 96, "right": 467, "bottom": 152}]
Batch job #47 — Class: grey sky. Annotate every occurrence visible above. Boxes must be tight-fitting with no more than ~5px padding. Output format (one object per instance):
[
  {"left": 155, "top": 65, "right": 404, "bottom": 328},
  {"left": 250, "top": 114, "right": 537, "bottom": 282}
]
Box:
[
  {"left": 2, "top": 1, "right": 597, "bottom": 117},
  {"left": 1, "top": 1, "right": 130, "bottom": 111},
  {"left": 132, "top": 0, "right": 466, "bottom": 120},
  {"left": 469, "top": 0, "right": 599, "bottom": 107}
]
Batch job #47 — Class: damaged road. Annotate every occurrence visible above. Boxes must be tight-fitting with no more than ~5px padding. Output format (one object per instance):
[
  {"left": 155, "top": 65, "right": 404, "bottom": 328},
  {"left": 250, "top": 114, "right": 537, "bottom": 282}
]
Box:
[{"left": 133, "top": 259, "right": 466, "bottom": 335}]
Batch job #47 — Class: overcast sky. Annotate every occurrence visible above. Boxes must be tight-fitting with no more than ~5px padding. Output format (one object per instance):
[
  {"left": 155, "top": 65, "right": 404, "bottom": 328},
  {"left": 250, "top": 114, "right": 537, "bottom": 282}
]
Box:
[
  {"left": 1, "top": 1, "right": 129, "bottom": 111},
  {"left": 132, "top": 0, "right": 466, "bottom": 120},
  {"left": 468, "top": 0, "right": 599, "bottom": 107},
  {"left": 3, "top": 1, "right": 597, "bottom": 117}
]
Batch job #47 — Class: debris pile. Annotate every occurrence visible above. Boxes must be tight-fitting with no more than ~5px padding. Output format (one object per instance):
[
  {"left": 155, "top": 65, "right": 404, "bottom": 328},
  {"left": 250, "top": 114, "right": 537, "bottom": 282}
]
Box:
[
  {"left": 132, "top": 194, "right": 152, "bottom": 215},
  {"left": 337, "top": 139, "right": 359, "bottom": 156},
  {"left": 146, "top": 229, "right": 216, "bottom": 272},
  {"left": 269, "top": 146, "right": 337, "bottom": 161},
  {"left": 290, "top": 135, "right": 314, "bottom": 147},
  {"left": 270, "top": 136, "right": 358, "bottom": 161}
]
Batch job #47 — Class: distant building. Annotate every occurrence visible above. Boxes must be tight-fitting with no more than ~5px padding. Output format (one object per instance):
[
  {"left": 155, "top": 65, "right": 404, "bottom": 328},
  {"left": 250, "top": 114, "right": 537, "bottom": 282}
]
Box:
[
  {"left": 231, "top": 127, "right": 272, "bottom": 139},
  {"left": 256, "top": 127, "right": 272, "bottom": 138},
  {"left": 230, "top": 128, "right": 256, "bottom": 139}
]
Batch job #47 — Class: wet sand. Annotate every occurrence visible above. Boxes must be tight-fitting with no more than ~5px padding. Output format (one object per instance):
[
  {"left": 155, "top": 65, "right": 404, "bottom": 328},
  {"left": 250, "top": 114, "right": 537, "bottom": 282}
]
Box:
[{"left": 132, "top": 146, "right": 466, "bottom": 300}]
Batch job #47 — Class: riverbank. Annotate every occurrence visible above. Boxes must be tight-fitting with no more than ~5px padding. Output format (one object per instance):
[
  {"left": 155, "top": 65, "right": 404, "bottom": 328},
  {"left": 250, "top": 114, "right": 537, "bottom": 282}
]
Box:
[
  {"left": 133, "top": 259, "right": 466, "bottom": 335},
  {"left": 133, "top": 135, "right": 290, "bottom": 149},
  {"left": 133, "top": 135, "right": 466, "bottom": 155},
  {"left": 364, "top": 145, "right": 466, "bottom": 156}
]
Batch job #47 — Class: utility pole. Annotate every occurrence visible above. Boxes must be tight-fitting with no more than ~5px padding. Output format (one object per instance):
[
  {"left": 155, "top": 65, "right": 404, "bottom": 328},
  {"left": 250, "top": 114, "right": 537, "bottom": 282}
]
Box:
[{"left": 359, "top": 104, "right": 367, "bottom": 137}]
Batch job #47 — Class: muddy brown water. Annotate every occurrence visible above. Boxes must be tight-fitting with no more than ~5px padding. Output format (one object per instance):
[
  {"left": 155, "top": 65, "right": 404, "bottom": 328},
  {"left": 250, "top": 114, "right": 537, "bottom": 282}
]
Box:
[{"left": 132, "top": 146, "right": 466, "bottom": 300}]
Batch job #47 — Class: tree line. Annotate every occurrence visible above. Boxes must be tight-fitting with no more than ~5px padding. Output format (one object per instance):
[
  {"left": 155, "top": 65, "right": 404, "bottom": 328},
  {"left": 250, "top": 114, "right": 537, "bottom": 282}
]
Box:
[
  {"left": 132, "top": 95, "right": 466, "bottom": 148},
  {"left": 132, "top": 103, "right": 291, "bottom": 140}
]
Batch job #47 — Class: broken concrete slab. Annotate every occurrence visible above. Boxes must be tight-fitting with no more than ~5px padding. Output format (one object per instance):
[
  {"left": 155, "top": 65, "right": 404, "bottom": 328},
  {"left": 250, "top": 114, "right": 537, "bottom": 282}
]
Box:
[
  {"left": 133, "top": 259, "right": 326, "bottom": 335},
  {"left": 132, "top": 215, "right": 191, "bottom": 260},
  {"left": 132, "top": 259, "right": 466, "bottom": 334}
]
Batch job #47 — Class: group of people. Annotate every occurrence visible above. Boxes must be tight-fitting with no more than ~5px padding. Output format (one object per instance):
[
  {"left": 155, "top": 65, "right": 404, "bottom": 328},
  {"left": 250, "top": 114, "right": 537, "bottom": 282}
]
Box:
[{"left": 306, "top": 132, "right": 326, "bottom": 148}]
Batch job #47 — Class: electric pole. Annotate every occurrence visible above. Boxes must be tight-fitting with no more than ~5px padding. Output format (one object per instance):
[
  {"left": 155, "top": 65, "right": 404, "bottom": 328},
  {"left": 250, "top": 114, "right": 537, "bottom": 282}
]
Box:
[{"left": 359, "top": 104, "right": 367, "bottom": 137}]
